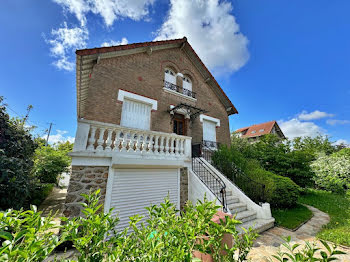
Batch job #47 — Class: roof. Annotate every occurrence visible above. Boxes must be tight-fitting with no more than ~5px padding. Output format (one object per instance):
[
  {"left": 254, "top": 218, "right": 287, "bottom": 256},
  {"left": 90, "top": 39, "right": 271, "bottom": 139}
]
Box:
[
  {"left": 75, "top": 37, "right": 238, "bottom": 118},
  {"left": 235, "top": 120, "right": 285, "bottom": 139}
]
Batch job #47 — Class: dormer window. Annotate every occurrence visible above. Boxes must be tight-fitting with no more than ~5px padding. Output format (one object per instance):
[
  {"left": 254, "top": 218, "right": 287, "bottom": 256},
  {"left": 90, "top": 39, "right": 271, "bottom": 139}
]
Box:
[
  {"left": 182, "top": 76, "right": 192, "bottom": 96},
  {"left": 251, "top": 130, "right": 256, "bottom": 134},
  {"left": 164, "top": 68, "right": 176, "bottom": 85},
  {"left": 259, "top": 129, "right": 265, "bottom": 132}
]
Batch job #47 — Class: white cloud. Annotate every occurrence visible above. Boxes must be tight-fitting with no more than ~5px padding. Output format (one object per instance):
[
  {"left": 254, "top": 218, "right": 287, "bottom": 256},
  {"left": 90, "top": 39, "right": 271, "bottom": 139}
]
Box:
[
  {"left": 45, "top": 22, "right": 88, "bottom": 71},
  {"left": 53, "top": 0, "right": 155, "bottom": 27},
  {"left": 44, "top": 130, "right": 75, "bottom": 144},
  {"left": 279, "top": 118, "right": 325, "bottom": 139},
  {"left": 154, "top": 0, "right": 249, "bottom": 73},
  {"left": 298, "top": 110, "right": 334, "bottom": 121},
  {"left": 333, "top": 139, "right": 349, "bottom": 146},
  {"left": 101, "top": 37, "right": 128, "bottom": 47},
  {"left": 326, "top": 119, "right": 350, "bottom": 126}
]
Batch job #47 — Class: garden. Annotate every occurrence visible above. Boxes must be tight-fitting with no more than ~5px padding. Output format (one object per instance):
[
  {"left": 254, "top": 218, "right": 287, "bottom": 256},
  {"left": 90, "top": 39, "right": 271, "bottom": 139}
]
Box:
[{"left": 212, "top": 134, "right": 350, "bottom": 247}]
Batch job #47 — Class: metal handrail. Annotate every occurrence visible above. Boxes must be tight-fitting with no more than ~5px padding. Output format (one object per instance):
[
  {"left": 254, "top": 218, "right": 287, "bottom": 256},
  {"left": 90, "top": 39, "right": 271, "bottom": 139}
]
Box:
[
  {"left": 192, "top": 156, "right": 227, "bottom": 212},
  {"left": 164, "top": 80, "right": 197, "bottom": 99},
  {"left": 202, "top": 142, "right": 266, "bottom": 204}
]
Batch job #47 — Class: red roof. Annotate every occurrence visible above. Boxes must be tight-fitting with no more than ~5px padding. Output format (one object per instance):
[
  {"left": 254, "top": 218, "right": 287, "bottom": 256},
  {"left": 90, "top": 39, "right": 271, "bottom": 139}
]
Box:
[
  {"left": 235, "top": 121, "right": 281, "bottom": 138},
  {"left": 75, "top": 37, "right": 238, "bottom": 114}
]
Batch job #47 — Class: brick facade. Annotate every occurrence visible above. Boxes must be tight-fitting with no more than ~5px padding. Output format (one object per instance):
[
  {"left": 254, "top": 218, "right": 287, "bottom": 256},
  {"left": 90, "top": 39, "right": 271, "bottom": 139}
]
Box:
[
  {"left": 83, "top": 47, "right": 231, "bottom": 146},
  {"left": 64, "top": 166, "right": 109, "bottom": 217}
]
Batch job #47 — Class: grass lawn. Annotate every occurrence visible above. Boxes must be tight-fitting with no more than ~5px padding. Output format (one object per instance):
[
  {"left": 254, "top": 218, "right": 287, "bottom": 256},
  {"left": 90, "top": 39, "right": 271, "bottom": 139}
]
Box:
[
  {"left": 299, "top": 189, "right": 350, "bottom": 247},
  {"left": 272, "top": 203, "right": 313, "bottom": 230}
]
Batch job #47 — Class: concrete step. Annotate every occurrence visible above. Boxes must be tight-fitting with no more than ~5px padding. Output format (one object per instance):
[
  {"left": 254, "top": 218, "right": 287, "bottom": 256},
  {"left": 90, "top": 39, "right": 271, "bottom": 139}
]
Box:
[
  {"left": 226, "top": 190, "right": 233, "bottom": 196},
  {"left": 237, "top": 218, "right": 275, "bottom": 234},
  {"left": 228, "top": 202, "right": 247, "bottom": 213},
  {"left": 234, "top": 210, "right": 257, "bottom": 223},
  {"left": 226, "top": 197, "right": 240, "bottom": 205}
]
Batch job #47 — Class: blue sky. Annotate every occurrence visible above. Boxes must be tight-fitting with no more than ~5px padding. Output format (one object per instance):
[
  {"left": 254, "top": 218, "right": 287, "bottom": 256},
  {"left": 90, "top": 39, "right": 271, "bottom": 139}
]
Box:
[{"left": 1, "top": 0, "right": 349, "bottom": 145}]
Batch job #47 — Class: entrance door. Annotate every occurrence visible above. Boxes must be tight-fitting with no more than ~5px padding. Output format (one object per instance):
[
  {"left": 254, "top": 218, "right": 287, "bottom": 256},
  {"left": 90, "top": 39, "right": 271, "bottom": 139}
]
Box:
[{"left": 173, "top": 114, "right": 186, "bottom": 135}]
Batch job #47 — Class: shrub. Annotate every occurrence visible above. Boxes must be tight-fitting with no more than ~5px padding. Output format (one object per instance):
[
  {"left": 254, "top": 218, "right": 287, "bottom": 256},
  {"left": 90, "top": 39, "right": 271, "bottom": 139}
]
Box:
[
  {"left": 32, "top": 143, "right": 72, "bottom": 184},
  {"left": 247, "top": 168, "right": 300, "bottom": 208},
  {"left": 213, "top": 146, "right": 300, "bottom": 208},
  {"left": 311, "top": 154, "right": 350, "bottom": 193},
  {"left": 28, "top": 183, "right": 54, "bottom": 207},
  {"left": 0, "top": 97, "right": 38, "bottom": 210},
  {"left": 270, "top": 236, "right": 346, "bottom": 262},
  {"left": 0, "top": 205, "right": 62, "bottom": 261}
]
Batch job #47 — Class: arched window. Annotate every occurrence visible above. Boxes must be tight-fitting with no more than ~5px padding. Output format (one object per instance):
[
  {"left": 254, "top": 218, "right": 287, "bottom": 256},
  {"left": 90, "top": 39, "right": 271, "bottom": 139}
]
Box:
[
  {"left": 164, "top": 68, "right": 176, "bottom": 85},
  {"left": 182, "top": 76, "right": 192, "bottom": 97}
]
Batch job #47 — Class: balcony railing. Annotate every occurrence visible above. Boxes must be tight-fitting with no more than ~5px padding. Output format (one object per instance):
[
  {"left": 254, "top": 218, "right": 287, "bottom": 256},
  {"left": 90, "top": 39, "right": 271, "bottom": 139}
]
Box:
[
  {"left": 164, "top": 80, "right": 196, "bottom": 99},
  {"left": 73, "top": 119, "right": 192, "bottom": 159}
]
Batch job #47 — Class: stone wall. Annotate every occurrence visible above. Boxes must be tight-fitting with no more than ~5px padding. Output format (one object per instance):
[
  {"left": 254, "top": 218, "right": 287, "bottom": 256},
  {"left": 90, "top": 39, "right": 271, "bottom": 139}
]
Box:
[
  {"left": 180, "top": 167, "right": 188, "bottom": 210},
  {"left": 63, "top": 166, "right": 109, "bottom": 217}
]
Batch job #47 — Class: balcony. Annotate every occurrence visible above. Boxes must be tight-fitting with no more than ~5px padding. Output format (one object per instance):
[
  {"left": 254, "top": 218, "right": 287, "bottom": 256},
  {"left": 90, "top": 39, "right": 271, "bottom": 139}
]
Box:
[
  {"left": 72, "top": 119, "right": 192, "bottom": 161},
  {"left": 163, "top": 80, "right": 197, "bottom": 100}
]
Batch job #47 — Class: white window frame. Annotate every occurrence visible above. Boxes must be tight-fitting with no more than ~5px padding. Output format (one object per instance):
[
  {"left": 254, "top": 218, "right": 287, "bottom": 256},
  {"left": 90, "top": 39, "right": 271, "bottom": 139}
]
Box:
[
  {"left": 199, "top": 114, "right": 220, "bottom": 127},
  {"left": 117, "top": 90, "right": 157, "bottom": 110}
]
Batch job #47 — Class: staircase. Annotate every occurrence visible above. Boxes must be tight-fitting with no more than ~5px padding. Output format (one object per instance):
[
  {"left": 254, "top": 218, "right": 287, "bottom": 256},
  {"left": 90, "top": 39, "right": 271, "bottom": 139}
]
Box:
[{"left": 191, "top": 143, "right": 274, "bottom": 234}]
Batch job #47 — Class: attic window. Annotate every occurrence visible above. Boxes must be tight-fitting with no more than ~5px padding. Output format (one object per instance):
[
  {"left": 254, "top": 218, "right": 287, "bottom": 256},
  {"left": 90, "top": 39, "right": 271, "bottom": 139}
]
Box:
[
  {"left": 251, "top": 130, "right": 256, "bottom": 134},
  {"left": 259, "top": 129, "right": 265, "bottom": 132}
]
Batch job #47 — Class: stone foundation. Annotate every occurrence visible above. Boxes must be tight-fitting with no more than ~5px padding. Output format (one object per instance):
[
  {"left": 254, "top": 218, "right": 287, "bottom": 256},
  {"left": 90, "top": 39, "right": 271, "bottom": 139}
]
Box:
[
  {"left": 63, "top": 166, "right": 109, "bottom": 217},
  {"left": 180, "top": 167, "right": 188, "bottom": 210}
]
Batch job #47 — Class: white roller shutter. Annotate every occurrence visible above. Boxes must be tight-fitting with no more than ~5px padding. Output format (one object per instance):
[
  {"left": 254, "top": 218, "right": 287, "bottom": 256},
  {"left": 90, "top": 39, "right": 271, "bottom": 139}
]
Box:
[
  {"left": 110, "top": 169, "right": 179, "bottom": 231},
  {"left": 120, "top": 98, "right": 151, "bottom": 130},
  {"left": 203, "top": 119, "right": 216, "bottom": 142}
]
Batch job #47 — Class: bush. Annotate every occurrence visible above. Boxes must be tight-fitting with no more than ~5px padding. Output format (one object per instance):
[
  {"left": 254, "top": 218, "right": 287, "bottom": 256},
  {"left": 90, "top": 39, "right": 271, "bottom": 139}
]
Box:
[
  {"left": 28, "top": 183, "right": 54, "bottom": 206},
  {"left": 311, "top": 154, "right": 350, "bottom": 193},
  {"left": 32, "top": 142, "right": 72, "bottom": 184},
  {"left": 247, "top": 168, "right": 300, "bottom": 208},
  {"left": 1, "top": 190, "right": 259, "bottom": 261},
  {"left": 213, "top": 146, "right": 300, "bottom": 208},
  {"left": 0, "top": 97, "right": 38, "bottom": 210}
]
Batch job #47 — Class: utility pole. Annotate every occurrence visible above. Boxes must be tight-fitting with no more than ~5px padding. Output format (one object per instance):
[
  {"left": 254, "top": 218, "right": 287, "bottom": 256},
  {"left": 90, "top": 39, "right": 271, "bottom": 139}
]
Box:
[{"left": 46, "top": 123, "right": 53, "bottom": 146}]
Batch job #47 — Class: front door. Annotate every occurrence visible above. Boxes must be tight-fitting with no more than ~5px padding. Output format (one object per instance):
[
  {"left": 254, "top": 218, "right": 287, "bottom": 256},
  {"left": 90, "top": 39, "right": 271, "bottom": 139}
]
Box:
[{"left": 173, "top": 114, "right": 186, "bottom": 135}]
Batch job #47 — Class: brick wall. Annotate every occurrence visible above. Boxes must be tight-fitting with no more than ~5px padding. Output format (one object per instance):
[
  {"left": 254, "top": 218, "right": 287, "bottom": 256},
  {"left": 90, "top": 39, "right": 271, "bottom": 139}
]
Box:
[
  {"left": 64, "top": 166, "right": 109, "bottom": 217},
  {"left": 83, "top": 48, "right": 231, "bottom": 146}
]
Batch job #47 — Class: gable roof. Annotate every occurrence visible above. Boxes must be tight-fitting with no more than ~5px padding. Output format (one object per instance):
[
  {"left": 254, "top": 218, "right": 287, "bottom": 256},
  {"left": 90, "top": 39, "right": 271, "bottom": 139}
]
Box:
[
  {"left": 235, "top": 120, "right": 285, "bottom": 139},
  {"left": 75, "top": 37, "right": 238, "bottom": 118}
]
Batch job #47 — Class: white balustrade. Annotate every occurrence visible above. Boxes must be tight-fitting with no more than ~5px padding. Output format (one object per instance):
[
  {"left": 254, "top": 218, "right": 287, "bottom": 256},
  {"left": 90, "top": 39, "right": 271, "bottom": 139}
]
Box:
[{"left": 75, "top": 120, "right": 191, "bottom": 158}]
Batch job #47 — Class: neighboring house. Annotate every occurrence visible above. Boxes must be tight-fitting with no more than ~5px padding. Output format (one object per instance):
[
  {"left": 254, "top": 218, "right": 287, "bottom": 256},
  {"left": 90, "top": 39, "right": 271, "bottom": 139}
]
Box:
[
  {"left": 235, "top": 121, "right": 285, "bottom": 142},
  {"left": 64, "top": 37, "right": 274, "bottom": 232}
]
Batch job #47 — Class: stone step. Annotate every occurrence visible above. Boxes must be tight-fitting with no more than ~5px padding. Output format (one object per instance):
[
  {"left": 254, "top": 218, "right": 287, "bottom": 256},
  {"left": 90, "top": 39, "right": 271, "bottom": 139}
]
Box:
[
  {"left": 234, "top": 210, "right": 257, "bottom": 223},
  {"left": 237, "top": 218, "right": 275, "bottom": 234},
  {"left": 226, "top": 197, "right": 240, "bottom": 205},
  {"left": 228, "top": 202, "right": 247, "bottom": 213}
]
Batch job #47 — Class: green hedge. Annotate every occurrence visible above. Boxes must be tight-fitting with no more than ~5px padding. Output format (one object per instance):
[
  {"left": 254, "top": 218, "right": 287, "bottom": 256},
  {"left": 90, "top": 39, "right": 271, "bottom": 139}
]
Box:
[
  {"left": 212, "top": 146, "right": 300, "bottom": 208},
  {"left": 247, "top": 168, "right": 300, "bottom": 208}
]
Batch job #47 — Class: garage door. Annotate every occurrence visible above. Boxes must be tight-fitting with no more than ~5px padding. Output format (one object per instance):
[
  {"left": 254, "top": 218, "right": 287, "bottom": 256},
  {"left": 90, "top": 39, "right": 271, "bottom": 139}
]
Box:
[{"left": 109, "top": 169, "right": 179, "bottom": 231}]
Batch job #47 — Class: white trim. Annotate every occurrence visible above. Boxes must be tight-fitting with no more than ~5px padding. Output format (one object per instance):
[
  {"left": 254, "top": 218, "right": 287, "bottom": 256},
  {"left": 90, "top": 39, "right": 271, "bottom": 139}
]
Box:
[
  {"left": 104, "top": 166, "right": 114, "bottom": 212},
  {"left": 177, "top": 168, "right": 181, "bottom": 210},
  {"left": 117, "top": 90, "right": 157, "bottom": 110},
  {"left": 163, "top": 88, "right": 197, "bottom": 102},
  {"left": 200, "top": 114, "right": 220, "bottom": 127}
]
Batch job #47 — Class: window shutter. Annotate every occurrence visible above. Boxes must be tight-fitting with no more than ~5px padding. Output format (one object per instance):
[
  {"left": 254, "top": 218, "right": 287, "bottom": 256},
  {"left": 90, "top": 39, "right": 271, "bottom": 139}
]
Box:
[
  {"left": 203, "top": 120, "right": 216, "bottom": 142},
  {"left": 120, "top": 99, "right": 151, "bottom": 130}
]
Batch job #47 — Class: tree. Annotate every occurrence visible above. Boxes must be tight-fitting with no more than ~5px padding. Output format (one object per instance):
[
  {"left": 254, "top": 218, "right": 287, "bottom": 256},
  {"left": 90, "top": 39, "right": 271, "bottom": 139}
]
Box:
[
  {"left": 32, "top": 141, "right": 73, "bottom": 184},
  {"left": 0, "top": 97, "right": 38, "bottom": 210},
  {"left": 292, "top": 135, "right": 336, "bottom": 156}
]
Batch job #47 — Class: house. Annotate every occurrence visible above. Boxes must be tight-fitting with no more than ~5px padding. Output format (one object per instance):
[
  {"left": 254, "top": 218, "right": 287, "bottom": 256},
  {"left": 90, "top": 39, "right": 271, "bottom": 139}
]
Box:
[
  {"left": 235, "top": 120, "right": 285, "bottom": 142},
  {"left": 64, "top": 37, "right": 274, "bottom": 232}
]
